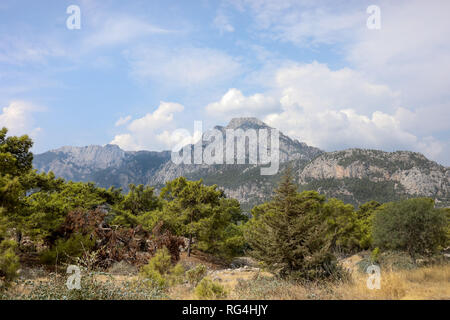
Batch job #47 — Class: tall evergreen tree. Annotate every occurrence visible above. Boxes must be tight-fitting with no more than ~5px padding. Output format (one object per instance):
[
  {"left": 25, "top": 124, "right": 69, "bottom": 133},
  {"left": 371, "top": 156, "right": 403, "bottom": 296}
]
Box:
[{"left": 245, "top": 167, "right": 340, "bottom": 280}]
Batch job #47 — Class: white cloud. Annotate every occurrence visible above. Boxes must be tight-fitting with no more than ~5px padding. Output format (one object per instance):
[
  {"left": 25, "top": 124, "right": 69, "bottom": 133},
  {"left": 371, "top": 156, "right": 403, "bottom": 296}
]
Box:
[
  {"left": 0, "top": 36, "right": 66, "bottom": 65},
  {"left": 205, "top": 88, "right": 280, "bottom": 118},
  {"left": 219, "top": 1, "right": 450, "bottom": 164},
  {"left": 230, "top": 0, "right": 362, "bottom": 46},
  {"left": 264, "top": 108, "right": 443, "bottom": 159},
  {"left": 0, "top": 101, "right": 43, "bottom": 138},
  {"left": 156, "top": 129, "right": 200, "bottom": 152},
  {"left": 214, "top": 13, "right": 235, "bottom": 33},
  {"left": 115, "top": 115, "right": 132, "bottom": 127},
  {"left": 204, "top": 61, "right": 448, "bottom": 163},
  {"left": 83, "top": 16, "right": 170, "bottom": 49},
  {"left": 348, "top": 0, "right": 450, "bottom": 108},
  {"left": 109, "top": 133, "right": 143, "bottom": 151},
  {"left": 274, "top": 62, "right": 400, "bottom": 114},
  {"left": 394, "top": 105, "right": 450, "bottom": 136},
  {"left": 125, "top": 47, "right": 242, "bottom": 87},
  {"left": 206, "top": 62, "right": 400, "bottom": 121},
  {"left": 110, "top": 101, "right": 184, "bottom": 151}
]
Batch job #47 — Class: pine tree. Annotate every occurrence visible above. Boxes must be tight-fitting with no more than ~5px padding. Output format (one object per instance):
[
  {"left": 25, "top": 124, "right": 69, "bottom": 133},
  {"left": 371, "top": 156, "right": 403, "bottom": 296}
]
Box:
[
  {"left": 160, "top": 177, "right": 246, "bottom": 257},
  {"left": 245, "top": 167, "right": 340, "bottom": 280}
]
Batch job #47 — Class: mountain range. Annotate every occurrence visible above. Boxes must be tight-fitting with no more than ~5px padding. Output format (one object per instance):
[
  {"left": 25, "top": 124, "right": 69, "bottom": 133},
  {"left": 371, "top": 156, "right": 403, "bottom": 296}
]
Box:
[{"left": 34, "top": 117, "right": 450, "bottom": 210}]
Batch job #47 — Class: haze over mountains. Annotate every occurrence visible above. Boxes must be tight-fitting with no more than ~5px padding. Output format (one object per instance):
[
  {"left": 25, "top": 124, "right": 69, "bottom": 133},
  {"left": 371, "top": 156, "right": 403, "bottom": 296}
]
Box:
[{"left": 34, "top": 118, "right": 450, "bottom": 210}]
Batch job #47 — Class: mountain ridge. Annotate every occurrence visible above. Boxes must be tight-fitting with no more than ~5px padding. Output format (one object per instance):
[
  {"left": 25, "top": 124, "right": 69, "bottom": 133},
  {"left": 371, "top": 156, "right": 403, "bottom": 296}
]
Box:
[{"left": 33, "top": 118, "right": 450, "bottom": 209}]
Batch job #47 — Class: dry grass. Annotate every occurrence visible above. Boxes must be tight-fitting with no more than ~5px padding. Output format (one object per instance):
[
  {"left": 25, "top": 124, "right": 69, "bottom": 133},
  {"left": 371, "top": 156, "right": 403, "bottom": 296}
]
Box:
[
  {"left": 4, "top": 256, "right": 449, "bottom": 300},
  {"left": 332, "top": 265, "right": 449, "bottom": 300},
  {"left": 119, "top": 260, "right": 450, "bottom": 300},
  {"left": 225, "top": 264, "right": 450, "bottom": 300}
]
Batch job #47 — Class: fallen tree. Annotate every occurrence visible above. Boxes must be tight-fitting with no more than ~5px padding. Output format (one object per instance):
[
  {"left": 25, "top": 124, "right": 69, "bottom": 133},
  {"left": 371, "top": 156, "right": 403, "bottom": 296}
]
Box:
[{"left": 45, "top": 208, "right": 185, "bottom": 269}]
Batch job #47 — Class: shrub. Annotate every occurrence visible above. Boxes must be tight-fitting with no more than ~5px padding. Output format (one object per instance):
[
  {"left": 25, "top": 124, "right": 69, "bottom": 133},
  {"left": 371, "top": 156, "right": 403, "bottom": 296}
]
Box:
[
  {"left": 371, "top": 247, "right": 380, "bottom": 263},
  {"left": 185, "top": 264, "right": 207, "bottom": 286},
  {"left": 167, "top": 263, "right": 185, "bottom": 286},
  {"left": 141, "top": 268, "right": 167, "bottom": 287},
  {"left": 0, "top": 272, "right": 166, "bottom": 300},
  {"left": 0, "top": 240, "right": 20, "bottom": 282},
  {"left": 140, "top": 247, "right": 185, "bottom": 287},
  {"left": 373, "top": 198, "right": 448, "bottom": 261},
  {"left": 40, "top": 233, "right": 95, "bottom": 265},
  {"left": 143, "top": 247, "right": 172, "bottom": 275},
  {"left": 194, "top": 278, "right": 227, "bottom": 299}
]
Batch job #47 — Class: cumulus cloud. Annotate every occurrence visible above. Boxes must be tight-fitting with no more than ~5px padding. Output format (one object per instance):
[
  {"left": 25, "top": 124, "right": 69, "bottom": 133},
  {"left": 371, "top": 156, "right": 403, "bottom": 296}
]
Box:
[
  {"left": 205, "top": 88, "right": 280, "bottom": 118},
  {"left": 0, "top": 101, "right": 43, "bottom": 138},
  {"left": 233, "top": 1, "right": 450, "bottom": 136},
  {"left": 213, "top": 1, "right": 450, "bottom": 164},
  {"left": 204, "top": 61, "right": 447, "bottom": 163},
  {"left": 264, "top": 108, "right": 445, "bottom": 160},
  {"left": 274, "top": 62, "right": 400, "bottom": 114},
  {"left": 348, "top": 0, "right": 450, "bottom": 108},
  {"left": 115, "top": 115, "right": 132, "bottom": 127},
  {"left": 156, "top": 128, "right": 201, "bottom": 152},
  {"left": 125, "top": 47, "right": 242, "bottom": 87},
  {"left": 110, "top": 101, "right": 184, "bottom": 151},
  {"left": 206, "top": 62, "right": 400, "bottom": 120}
]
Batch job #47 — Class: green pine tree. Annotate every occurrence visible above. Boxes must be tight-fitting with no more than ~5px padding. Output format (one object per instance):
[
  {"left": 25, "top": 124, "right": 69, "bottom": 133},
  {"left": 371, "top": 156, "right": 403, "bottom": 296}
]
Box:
[{"left": 245, "top": 167, "right": 341, "bottom": 280}]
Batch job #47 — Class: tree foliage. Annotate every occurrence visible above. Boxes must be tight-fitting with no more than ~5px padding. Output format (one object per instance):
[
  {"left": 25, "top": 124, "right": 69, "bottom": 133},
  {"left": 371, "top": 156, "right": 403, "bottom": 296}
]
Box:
[
  {"left": 160, "top": 177, "right": 247, "bottom": 258},
  {"left": 373, "top": 198, "right": 449, "bottom": 260},
  {"left": 245, "top": 167, "right": 341, "bottom": 280}
]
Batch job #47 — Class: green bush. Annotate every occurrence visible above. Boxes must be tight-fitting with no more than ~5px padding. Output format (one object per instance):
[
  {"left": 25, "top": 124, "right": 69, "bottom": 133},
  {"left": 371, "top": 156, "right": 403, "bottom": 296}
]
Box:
[
  {"left": 194, "top": 277, "right": 227, "bottom": 299},
  {"left": 140, "top": 247, "right": 185, "bottom": 287},
  {"left": 373, "top": 198, "right": 448, "bottom": 261},
  {"left": 166, "top": 263, "right": 185, "bottom": 286},
  {"left": 141, "top": 247, "right": 172, "bottom": 276},
  {"left": 0, "top": 240, "right": 20, "bottom": 282},
  {"left": 141, "top": 268, "right": 167, "bottom": 287},
  {"left": 185, "top": 264, "right": 207, "bottom": 286},
  {"left": 371, "top": 247, "right": 380, "bottom": 263},
  {"left": 40, "top": 233, "right": 95, "bottom": 265}
]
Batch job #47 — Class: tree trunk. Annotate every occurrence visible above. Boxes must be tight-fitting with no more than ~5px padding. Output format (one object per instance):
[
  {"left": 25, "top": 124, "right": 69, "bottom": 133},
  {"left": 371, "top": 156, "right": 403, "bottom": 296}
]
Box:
[
  {"left": 16, "top": 230, "right": 22, "bottom": 245},
  {"left": 187, "top": 234, "right": 192, "bottom": 257}
]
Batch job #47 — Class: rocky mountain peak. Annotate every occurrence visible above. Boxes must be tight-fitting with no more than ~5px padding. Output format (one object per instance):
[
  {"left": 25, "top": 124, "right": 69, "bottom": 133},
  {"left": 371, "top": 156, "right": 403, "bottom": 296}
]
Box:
[
  {"left": 49, "top": 144, "right": 126, "bottom": 169},
  {"left": 226, "top": 117, "right": 270, "bottom": 130}
]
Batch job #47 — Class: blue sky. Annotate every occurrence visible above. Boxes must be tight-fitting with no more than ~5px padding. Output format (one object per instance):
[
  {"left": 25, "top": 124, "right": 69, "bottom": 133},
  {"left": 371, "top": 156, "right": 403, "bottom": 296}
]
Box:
[{"left": 0, "top": 0, "right": 449, "bottom": 165}]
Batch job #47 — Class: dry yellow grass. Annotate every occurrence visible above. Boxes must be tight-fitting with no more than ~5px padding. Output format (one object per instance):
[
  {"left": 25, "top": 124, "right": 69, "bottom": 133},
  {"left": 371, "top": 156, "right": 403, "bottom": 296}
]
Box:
[
  {"left": 168, "top": 263, "right": 450, "bottom": 300},
  {"left": 332, "top": 264, "right": 449, "bottom": 300}
]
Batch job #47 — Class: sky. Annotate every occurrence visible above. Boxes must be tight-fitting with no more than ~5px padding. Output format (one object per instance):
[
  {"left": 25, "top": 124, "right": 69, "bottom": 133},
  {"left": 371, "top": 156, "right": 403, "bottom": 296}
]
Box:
[{"left": 0, "top": 0, "right": 449, "bottom": 165}]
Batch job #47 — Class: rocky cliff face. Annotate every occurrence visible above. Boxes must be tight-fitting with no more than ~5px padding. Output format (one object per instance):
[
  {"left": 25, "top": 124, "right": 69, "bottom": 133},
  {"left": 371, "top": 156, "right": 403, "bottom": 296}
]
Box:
[
  {"left": 34, "top": 144, "right": 171, "bottom": 185},
  {"left": 33, "top": 118, "right": 450, "bottom": 210},
  {"left": 298, "top": 149, "right": 449, "bottom": 206},
  {"left": 33, "top": 144, "right": 127, "bottom": 180}
]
